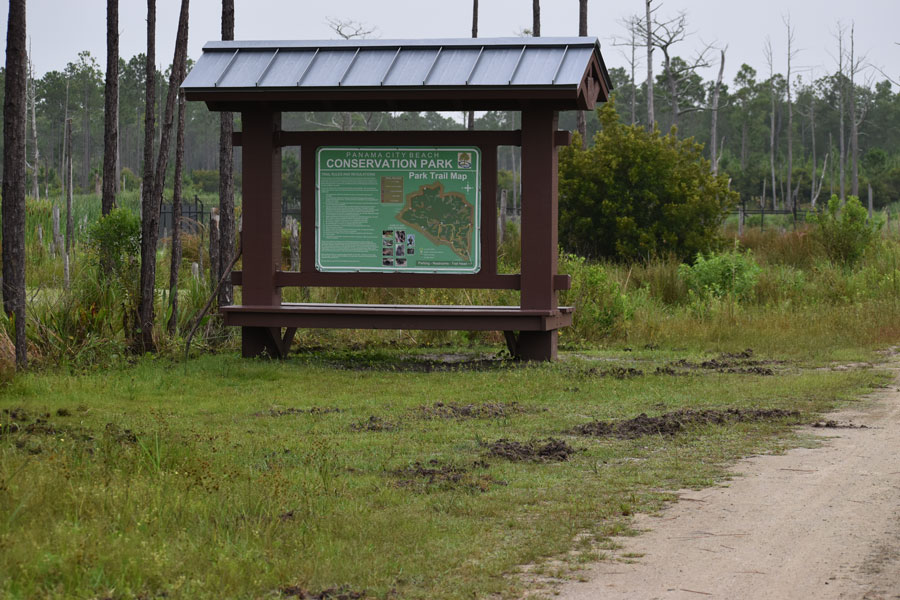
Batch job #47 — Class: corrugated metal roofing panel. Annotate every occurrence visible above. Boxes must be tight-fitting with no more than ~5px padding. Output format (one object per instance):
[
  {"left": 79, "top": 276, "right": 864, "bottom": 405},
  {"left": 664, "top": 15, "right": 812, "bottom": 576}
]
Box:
[
  {"left": 555, "top": 47, "right": 595, "bottom": 85},
  {"left": 510, "top": 47, "right": 566, "bottom": 86},
  {"left": 424, "top": 48, "right": 479, "bottom": 86},
  {"left": 382, "top": 48, "right": 440, "bottom": 86},
  {"left": 340, "top": 48, "right": 398, "bottom": 86},
  {"left": 181, "top": 50, "right": 234, "bottom": 88},
  {"left": 298, "top": 49, "right": 353, "bottom": 86},
  {"left": 217, "top": 49, "right": 276, "bottom": 87},
  {"left": 467, "top": 47, "right": 523, "bottom": 86},
  {"left": 256, "top": 49, "right": 316, "bottom": 87}
]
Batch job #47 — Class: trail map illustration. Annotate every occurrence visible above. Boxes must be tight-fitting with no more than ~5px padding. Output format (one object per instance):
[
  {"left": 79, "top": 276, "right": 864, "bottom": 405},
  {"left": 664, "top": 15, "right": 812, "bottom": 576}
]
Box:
[
  {"left": 396, "top": 183, "right": 474, "bottom": 261},
  {"left": 316, "top": 147, "right": 481, "bottom": 273}
]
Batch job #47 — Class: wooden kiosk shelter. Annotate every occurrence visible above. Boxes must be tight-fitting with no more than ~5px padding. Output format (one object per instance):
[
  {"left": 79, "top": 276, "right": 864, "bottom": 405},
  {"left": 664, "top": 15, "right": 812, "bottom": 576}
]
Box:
[{"left": 182, "top": 37, "right": 611, "bottom": 361}]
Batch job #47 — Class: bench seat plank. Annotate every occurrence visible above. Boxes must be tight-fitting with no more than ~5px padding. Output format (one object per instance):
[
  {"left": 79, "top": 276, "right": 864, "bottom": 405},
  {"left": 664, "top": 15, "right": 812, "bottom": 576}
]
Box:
[{"left": 221, "top": 303, "right": 573, "bottom": 332}]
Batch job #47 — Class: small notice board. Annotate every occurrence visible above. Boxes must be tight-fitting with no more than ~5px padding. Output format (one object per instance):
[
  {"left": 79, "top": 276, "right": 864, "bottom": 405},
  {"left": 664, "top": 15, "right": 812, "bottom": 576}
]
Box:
[{"left": 316, "top": 147, "right": 481, "bottom": 273}]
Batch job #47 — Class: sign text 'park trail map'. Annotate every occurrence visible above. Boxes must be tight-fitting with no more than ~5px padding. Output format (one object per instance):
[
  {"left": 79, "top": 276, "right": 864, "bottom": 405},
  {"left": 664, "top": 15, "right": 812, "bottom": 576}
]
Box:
[{"left": 316, "top": 147, "right": 481, "bottom": 273}]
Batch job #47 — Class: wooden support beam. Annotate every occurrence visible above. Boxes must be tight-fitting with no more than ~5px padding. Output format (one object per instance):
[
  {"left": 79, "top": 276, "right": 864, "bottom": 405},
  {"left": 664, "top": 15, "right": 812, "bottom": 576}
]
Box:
[
  {"left": 239, "top": 109, "right": 282, "bottom": 357},
  {"left": 518, "top": 108, "right": 560, "bottom": 360}
]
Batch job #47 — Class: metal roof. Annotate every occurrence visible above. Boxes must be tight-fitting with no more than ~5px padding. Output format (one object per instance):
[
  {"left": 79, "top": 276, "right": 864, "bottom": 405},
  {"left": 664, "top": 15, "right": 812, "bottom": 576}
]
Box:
[{"left": 182, "top": 37, "right": 612, "bottom": 112}]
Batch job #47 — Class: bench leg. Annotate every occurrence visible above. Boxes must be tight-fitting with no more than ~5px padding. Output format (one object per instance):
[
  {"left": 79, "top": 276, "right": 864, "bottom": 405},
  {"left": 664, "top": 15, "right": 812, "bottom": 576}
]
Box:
[
  {"left": 513, "top": 331, "right": 557, "bottom": 361},
  {"left": 241, "top": 326, "right": 295, "bottom": 359}
]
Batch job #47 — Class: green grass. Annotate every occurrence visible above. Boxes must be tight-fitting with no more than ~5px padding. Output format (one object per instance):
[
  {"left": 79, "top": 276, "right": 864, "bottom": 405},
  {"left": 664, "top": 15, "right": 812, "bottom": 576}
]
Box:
[{"left": 0, "top": 349, "right": 889, "bottom": 599}]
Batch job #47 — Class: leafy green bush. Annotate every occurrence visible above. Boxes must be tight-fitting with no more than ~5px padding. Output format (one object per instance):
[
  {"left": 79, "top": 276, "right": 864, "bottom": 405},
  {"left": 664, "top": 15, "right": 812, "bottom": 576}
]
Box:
[
  {"left": 559, "top": 253, "right": 628, "bottom": 342},
  {"left": 558, "top": 100, "right": 738, "bottom": 261},
  {"left": 679, "top": 246, "right": 761, "bottom": 300},
  {"left": 86, "top": 208, "right": 141, "bottom": 336},
  {"left": 809, "top": 195, "right": 880, "bottom": 266}
]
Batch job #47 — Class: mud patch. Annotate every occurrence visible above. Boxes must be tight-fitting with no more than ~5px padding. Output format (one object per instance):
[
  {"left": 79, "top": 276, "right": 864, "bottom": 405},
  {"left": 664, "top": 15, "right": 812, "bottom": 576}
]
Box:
[
  {"left": 279, "top": 585, "right": 365, "bottom": 599},
  {"left": 486, "top": 438, "right": 575, "bottom": 462},
  {"left": 812, "top": 420, "right": 870, "bottom": 429},
  {"left": 571, "top": 408, "right": 802, "bottom": 439},
  {"left": 587, "top": 367, "right": 644, "bottom": 379},
  {"left": 256, "top": 407, "right": 343, "bottom": 417},
  {"left": 393, "top": 459, "right": 504, "bottom": 493},
  {"left": 414, "top": 401, "right": 529, "bottom": 420},
  {"left": 104, "top": 422, "right": 138, "bottom": 444},
  {"left": 659, "top": 352, "right": 779, "bottom": 376},
  {"left": 2, "top": 407, "right": 37, "bottom": 422},
  {"left": 349, "top": 415, "right": 398, "bottom": 432}
]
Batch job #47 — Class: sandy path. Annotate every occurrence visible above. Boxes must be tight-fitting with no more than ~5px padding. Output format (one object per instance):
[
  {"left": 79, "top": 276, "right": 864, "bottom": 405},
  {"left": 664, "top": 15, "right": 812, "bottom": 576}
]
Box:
[{"left": 554, "top": 368, "right": 900, "bottom": 600}]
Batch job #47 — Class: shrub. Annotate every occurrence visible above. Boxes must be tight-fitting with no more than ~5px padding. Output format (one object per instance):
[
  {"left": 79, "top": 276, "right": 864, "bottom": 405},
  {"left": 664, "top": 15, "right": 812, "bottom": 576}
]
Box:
[
  {"left": 558, "top": 100, "right": 738, "bottom": 261},
  {"left": 559, "top": 253, "right": 628, "bottom": 342},
  {"left": 809, "top": 195, "right": 880, "bottom": 266},
  {"left": 678, "top": 246, "right": 761, "bottom": 300}
]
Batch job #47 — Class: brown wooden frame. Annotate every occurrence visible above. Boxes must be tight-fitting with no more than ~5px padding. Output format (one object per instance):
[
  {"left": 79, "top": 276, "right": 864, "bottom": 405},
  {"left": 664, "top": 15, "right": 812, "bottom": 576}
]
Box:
[{"left": 222, "top": 113, "right": 572, "bottom": 361}]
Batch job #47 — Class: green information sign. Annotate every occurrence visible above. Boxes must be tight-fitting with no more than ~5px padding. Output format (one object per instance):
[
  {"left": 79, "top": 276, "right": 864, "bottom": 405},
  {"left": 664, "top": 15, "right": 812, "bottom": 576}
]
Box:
[{"left": 316, "top": 147, "right": 481, "bottom": 273}]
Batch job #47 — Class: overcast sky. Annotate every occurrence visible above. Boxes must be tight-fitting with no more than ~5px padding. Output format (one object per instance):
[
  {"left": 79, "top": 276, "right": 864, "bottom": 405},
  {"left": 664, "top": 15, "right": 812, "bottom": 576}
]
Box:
[{"left": 4, "top": 1, "right": 898, "bottom": 88}]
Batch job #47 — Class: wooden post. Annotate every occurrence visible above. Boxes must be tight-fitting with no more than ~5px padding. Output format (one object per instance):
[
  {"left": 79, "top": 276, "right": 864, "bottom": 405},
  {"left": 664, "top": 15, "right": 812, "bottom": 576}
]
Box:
[
  {"left": 240, "top": 110, "right": 284, "bottom": 357},
  {"left": 518, "top": 108, "right": 559, "bottom": 361}
]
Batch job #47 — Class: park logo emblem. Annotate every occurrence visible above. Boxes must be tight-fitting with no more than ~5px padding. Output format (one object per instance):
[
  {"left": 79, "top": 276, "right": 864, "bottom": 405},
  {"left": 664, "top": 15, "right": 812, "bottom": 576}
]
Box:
[{"left": 457, "top": 152, "right": 472, "bottom": 169}]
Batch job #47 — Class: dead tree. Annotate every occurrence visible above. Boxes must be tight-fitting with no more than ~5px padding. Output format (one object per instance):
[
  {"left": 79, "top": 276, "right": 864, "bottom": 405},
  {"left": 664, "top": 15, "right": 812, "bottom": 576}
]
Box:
[
  {"left": 617, "top": 16, "right": 643, "bottom": 126},
  {"left": 644, "top": 0, "right": 656, "bottom": 128},
  {"left": 710, "top": 47, "right": 726, "bottom": 175},
  {"left": 218, "top": 0, "right": 235, "bottom": 309},
  {"left": 834, "top": 23, "right": 847, "bottom": 202},
  {"left": 784, "top": 15, "right": 797, "bottom": 215},
  {"left": 575, "top": 0, "right": 588, "bottom": 145},
  {"left": 3, "top": 0, "right": 28, "bottom": 368},
  {"left": 764, "top": 37, "right": 778, "bottom": 210},
  {"left": 167, "top": 90, "right": 186, "bottom": 335},
  {"left": 646, "top": 11, "right": 713, "bottom": 130},
  {"left": 468, "top": 0, "right": 478, "bottom": 131},
  {"left": 27, "top": 43, "right": 38, "bottom": 201},
  {"left": 101, "top": 0, "right": 119, "bottom": 216},
  {"left": 65, "top": 118, "right": 73, "bottom": 288},
  {"left": 848, "top": 23, "right": 868, "bottom": 198},
  {"left": 138, "top": 0, "right": 190, "bottom": 351}
]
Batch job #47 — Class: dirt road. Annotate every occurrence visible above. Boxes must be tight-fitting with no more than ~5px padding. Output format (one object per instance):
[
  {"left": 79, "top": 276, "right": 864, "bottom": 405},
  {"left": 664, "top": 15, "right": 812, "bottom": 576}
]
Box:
[{"left": 554, "top": 368, "right": 900, "bottom": 600}]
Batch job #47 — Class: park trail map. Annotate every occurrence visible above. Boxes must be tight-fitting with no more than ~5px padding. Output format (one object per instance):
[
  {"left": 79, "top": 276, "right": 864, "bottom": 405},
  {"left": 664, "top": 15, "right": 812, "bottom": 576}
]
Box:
[
  {"left": 316, "top": 147, "right": 481, "bottom": 274},
  {"left": 396, "top": 182, "right": 474, "bottom": 262}
]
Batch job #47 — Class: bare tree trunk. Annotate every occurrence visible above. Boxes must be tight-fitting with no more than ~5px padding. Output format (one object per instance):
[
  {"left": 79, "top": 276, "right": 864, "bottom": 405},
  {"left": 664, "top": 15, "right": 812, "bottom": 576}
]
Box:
[
  {"left": 217, "top": 0, "right": 235, "bottom": 308},
  {"left": 102, "top": 0, "right": 119, "bottom": 215},
  {"left": 167, "top": 90, "right": 186, "bottom": 335},
  {"left": 139, "top": 0, "right": 189, "bottom": 351},
  {"left": 575, "top": 0, "right": 588, "bottom": 146},
  {"left": 645, "top": 0, "right": 654, "bottom": 129},
  {"left": 849, "top": 23, "right": 859, "bottom": 198},
  {"left": 467, "top": 0, "right": 477, "bottom": 131},
  {"left": 209, "top": 210, "right": 220, "bottom": 292},
  {"left": 82, "top": 75, "right": 90, "bottom": 192},
  {"left": 710, "top": 48, "right": 725, "bottom": 175},
  {"left": 785, "top": 16, "right": 795, "bottom": 218},
  {"left": 137, "top": 0, "right": 157, "bottom": 348},
  {"left": 629, "top": 21, "right": 637, "bottom": 126},
  {"left": 532, "top": 0, "right": 540, "bottom": 36},
  {"left": 3, "top": 0, "right": 28, "bottom": 368},
  {"left": 65, "top": 118, "right": 73, "bottom": 289},
  {"left": 836, "top": 25, "right": 846, "bottom": 203},
  {"left": 765, "top": 38, "right": 778, "bottom": 211},
  {"left": 809, "top": 94, "right": 817, "bottom": 205},
  {"left": 28, "top": 46, "right": 38, "bottom": 201},
  {"left": 289, "top": 217, "right": 299, "bottom": 271}
]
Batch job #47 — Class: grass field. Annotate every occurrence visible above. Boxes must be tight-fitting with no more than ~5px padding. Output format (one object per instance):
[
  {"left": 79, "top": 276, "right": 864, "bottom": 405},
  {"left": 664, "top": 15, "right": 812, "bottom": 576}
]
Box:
[{"left": 0, "top": 348, "right": 888, "bottom": 599}]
